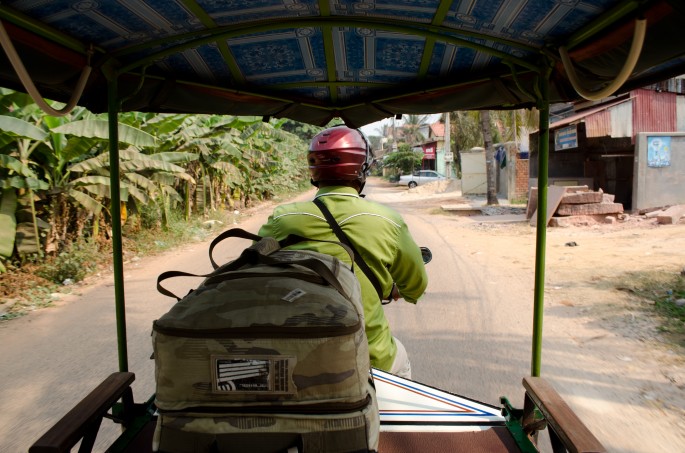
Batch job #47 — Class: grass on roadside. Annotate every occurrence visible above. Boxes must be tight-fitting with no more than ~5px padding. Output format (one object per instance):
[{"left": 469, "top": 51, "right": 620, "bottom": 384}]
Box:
[
  {"left": 0, "top": 210, "right": 230, "bottom": 321},
  {"left": 0, "top": 211, "right": 235, "bottom": 322},
  {"left": 1, "top": 184, "right": 311, "bottom": 321},
  {"left": 615, "top": 269, "right": 685, "bottom": 348}
]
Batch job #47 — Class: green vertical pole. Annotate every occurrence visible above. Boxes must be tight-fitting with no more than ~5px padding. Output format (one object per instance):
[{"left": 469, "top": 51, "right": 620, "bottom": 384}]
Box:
[
  {"left": 531, "top": 73, "right": 550, "bottom": 377},
  {"left": 108, "top": 75, "right": 129, "bottom": 372}
]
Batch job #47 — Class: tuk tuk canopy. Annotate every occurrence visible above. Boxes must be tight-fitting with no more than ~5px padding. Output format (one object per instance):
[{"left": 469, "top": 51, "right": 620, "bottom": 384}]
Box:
[{"left": 1, "top": 0, "right": 684, "bottom": 127}]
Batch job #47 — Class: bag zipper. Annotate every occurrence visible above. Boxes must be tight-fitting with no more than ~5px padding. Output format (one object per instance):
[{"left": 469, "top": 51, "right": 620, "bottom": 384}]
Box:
[
  {"left": 158, "top": 395, "right": 372, "bottom": 415},
  {"left": 152, "top": 320, "right": 362, "bottom": 338}
]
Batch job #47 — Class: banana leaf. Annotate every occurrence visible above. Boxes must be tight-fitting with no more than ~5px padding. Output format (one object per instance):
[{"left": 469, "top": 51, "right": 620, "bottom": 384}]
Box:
[
  {"left": 68, "top": 153, "right": 109, "bottom": 172},
  {"left": 124, "top": 173, "right": 158, "bottom": 192},
  {"left": 161, "top": 185, "right": 182, "bottom": 203},
  {"left": 68, "top": 189, "right": 104, "bottom": 216},
  {"left": 0, "top": 175, "right": 41, "bottom": 190},
  {"left": 142, "top": 114, "right": 188, "bottom": 135},
  {"left": 148, "top": 151, "right": 198, "bottom": 163},
  {"left": 0, "top": 116, "right": 48, "bottom": 141},
  {"left": 0, "top": 188, "right": 17, "bottom": 258},
  {"left": 0, "top": 154, "right": 33, "bottom": 175},
  {"left": 51, "top": 120, "right": 156, "bottom": 147},
  {"left": 126, "top": 185, "right": 149, "bottom": 204},
  {"left": 15, "top": 222, "right": 46, "bottom": 254}
]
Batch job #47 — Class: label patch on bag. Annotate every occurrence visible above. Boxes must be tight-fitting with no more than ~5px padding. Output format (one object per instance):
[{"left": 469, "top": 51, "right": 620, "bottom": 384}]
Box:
[
  {"left": 282, "top": 288, "right": 306, "bottom": 302},
  {"left": 211, "top": 355, "right": 295, "bottom": 394}
]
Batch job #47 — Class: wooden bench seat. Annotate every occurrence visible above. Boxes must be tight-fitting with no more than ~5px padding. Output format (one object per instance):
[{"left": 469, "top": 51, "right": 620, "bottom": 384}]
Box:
[
  {"left": 29, "top": 372, "right": 134, "bottom": 453},
  {"left": 29, "top": 373, "right": 606, "bottom": 453}
]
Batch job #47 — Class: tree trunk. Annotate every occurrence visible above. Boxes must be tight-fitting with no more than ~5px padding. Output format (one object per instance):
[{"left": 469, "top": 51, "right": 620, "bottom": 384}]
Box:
[
  {"left": 480, "top": 110, "right": 499, "bottom": 205},
  {"left": 449, "top": 112, "right": 462, "bottom": 178},
  {"left": 184, "top": 180, "right": 191, "bottom": 221}
]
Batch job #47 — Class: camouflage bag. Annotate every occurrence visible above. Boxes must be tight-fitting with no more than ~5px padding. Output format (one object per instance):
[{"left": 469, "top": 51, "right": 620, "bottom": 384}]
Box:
[{"left": 152, "top": 228, "right": 379, "bottom": 452}]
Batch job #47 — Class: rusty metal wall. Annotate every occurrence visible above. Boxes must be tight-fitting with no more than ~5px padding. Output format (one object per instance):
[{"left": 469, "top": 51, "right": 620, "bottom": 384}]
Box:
[
  {"left": 585, "top": 109, "right": 611, "bottom": 137},
  {"left": 632, "top": 88, "right": 677, "bottom": 136}
]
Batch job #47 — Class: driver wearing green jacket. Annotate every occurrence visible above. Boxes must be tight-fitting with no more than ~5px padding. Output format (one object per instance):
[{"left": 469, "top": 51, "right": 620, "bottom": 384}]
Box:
[{"left": 258, "top": 126, "right": 428, "bottom": 377}]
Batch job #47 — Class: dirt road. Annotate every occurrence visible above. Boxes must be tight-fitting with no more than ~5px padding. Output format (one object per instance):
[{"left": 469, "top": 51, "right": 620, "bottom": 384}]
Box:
[
  {"left": 1, "top": 177, "right": 684, "bottom": 452},
  {"left": 371, "top": 178, "right": 685, "bottom": 452}
]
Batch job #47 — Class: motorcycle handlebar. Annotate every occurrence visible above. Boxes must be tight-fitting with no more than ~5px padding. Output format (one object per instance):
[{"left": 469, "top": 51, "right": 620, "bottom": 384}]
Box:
[
  {"left": 383, "top": 246, "right": 431, "bottom": 304},
  {"left": 420, "top": 246, "right": 432, "bottom": 264}
]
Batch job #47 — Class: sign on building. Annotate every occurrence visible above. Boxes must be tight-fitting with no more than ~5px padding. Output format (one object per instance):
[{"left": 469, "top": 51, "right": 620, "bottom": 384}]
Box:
[
  {"left": 422, "top": 143, "right": 436, "bottom": 159},
  {"left": 554, "top": 125, "right": 578, "bottom": 150}
]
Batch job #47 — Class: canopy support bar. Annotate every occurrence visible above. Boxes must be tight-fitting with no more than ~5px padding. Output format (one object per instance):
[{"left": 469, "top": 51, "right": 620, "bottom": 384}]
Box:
[
  {"left": 560, "top": 19, "right": 646, "bottom": 101},
  {"left": 531, "top": 71, "right": 551, "bottom": 377},
  {"left": 107, "top": 75, "right": 129, "bottom": 373},
  {"left": 0, "top": 19, "right": 92, "bottom": 116}
]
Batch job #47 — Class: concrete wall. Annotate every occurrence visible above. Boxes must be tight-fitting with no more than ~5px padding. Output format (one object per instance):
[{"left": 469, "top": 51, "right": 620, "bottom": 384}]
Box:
[
  {"left": 632, "top": 132, "right": 685, "bottom": 211},
  {"left": 460, "top": 149, "right": 486, "bottom": 194},
  {"left": 495, "top": 142, "right": 521, "bottom": 201}
]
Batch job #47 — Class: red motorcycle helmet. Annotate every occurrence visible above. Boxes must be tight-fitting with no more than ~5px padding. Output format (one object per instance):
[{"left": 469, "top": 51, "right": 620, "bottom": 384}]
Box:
[{"left": 308, "top": 126, "right": 374, "bottom": 191}]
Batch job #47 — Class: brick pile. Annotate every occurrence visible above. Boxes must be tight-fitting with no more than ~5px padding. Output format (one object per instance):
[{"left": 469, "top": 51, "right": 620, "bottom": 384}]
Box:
[
  {"left": 644, "top": 205, "right": 685, "bottom": 225},
  {"left": 526, "top": 186, "right": 624, "bottom": 227}
]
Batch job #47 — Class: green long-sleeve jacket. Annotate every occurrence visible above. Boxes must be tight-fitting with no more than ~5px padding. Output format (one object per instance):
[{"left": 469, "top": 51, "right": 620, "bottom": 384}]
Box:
[{"left": 258, "top": 185, "right": 428, "bottom": 371}]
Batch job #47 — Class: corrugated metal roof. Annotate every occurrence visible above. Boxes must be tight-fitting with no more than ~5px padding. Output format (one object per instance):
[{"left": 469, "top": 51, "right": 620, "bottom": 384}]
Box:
[{"left": 549, "top": 98, "right": 632, "bottom": 130}]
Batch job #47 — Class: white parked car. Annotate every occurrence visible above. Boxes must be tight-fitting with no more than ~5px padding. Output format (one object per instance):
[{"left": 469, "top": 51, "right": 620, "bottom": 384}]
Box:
[{"left": 398, "top": 170, "right": 446, "bottom": 188}]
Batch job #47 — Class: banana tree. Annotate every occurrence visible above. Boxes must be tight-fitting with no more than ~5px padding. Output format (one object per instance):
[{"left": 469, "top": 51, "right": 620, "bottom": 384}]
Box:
[
  {"left": 157, "top": 114, "right": 250, "bottom": 214},
  {"left": 0, "top": 114, "right": 51, "bottom": 261},
  {"left": 238, "top": 119, "right": 308, "bottom": 202},
  {"left": 0, "top": 188, "right": 17, "bottom": 272},
  {"left": 56, "top": 120, "right": 196, "bottom": 232}
]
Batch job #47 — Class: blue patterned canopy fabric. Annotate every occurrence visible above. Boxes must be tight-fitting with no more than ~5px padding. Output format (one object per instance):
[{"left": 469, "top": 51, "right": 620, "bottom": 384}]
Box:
[{"left": 1, "top": 1, "right": 684, "bottom": 127}]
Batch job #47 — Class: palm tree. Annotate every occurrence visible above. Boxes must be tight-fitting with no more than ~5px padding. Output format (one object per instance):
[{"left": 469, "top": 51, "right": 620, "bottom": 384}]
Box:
[{"left": 401, "top": 114, "right": 430, "bottom": 146}]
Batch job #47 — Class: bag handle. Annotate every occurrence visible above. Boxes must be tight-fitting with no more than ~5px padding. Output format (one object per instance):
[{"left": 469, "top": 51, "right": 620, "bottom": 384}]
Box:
[
  {"left": 157, "top": 269, "right": 211, "bottom": 300},
  {"left": 157, "top": 250, "right": 351, "bottom": 301},
  {"left": 208, "top": 228, "right": 355, "bottom": 270},
  {"left": 313, "top": 198, "right": 385, "bottom": 300},
  {"left": 208, "top": 228, "right": 262, "bottom": 269},
  {"left": 158, "top": 228, "right": 356, "bottom": 300}
]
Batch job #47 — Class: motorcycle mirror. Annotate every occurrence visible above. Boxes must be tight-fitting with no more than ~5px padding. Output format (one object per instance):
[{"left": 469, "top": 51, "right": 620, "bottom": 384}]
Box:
[{"left": 420, "top": 247, "right": 432, "bottom": 264}]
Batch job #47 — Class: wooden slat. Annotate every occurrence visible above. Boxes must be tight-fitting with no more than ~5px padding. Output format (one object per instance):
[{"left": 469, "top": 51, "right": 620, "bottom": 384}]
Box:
[
  {"left": 30, "top": 372, "right": 135, "bottom": 453},
  {"left": 522, "top": 377, "right": 606, "bottom": 453}
]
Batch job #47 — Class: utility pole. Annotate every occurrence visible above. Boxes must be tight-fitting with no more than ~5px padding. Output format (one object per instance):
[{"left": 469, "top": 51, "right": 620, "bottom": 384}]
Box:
[{"left": 391, "top": 116, "right": 397, "bottom": 152}]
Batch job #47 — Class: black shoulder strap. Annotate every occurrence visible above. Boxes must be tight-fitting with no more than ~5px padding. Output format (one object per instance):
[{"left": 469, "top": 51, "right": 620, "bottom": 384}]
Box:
[
  {"left": 313, "top": 197, "right": 385, "bottom": 300},
  {"left": 158, "top": 229, "right": 356, "bottom": 301}
]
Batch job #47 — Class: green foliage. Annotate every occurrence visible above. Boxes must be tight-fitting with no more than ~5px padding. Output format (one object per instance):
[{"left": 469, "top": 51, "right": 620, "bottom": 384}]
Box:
[
  {"left": 137, "top": 198, "right": 164, "bottom": 230},
  {"left": 36, "top": 241, "right": 98, "bottom": 284},
  {"left": 0, "top": 189, "right": 17, "bottom": 261},
  {"left": 277, "top": 119, "right": 324, "bottom": 142},
  {"left": 450, "top": 111, "right": 482, "bottom": 150},
  {"left": 52, "top": 119, "right": 157, "bottom": 146},
  {"left": 382, "top": 144, "right": 423, "bottom": 174},
  {"left": 0, "top": 89, "right": 310, "bottom": 269},
  {"left": 616, "top": 270, "right": 685, "bottom": 346},
  {"left": 401, "top": 114, "right": 430, "bottom": 146}
]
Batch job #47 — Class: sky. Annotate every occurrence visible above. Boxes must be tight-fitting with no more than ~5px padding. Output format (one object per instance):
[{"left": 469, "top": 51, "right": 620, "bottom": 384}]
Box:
[{"left": 359, "top": 114, "right": 442, "bottom": 137}]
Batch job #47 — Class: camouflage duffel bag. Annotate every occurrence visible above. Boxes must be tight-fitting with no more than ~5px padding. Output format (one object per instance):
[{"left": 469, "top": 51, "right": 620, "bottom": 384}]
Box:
[{"left": 152, "top": 228, "right": 379, "bottom": 453}]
